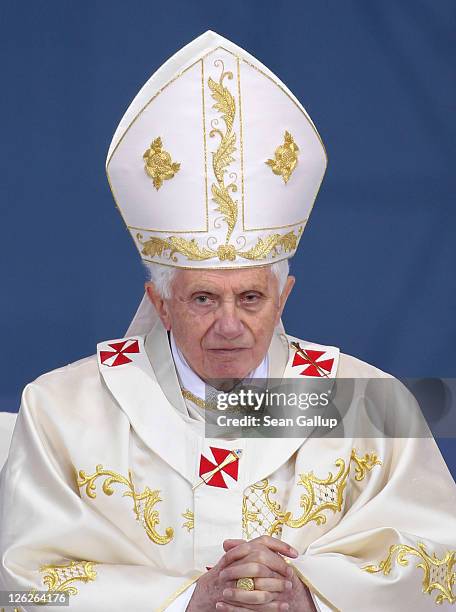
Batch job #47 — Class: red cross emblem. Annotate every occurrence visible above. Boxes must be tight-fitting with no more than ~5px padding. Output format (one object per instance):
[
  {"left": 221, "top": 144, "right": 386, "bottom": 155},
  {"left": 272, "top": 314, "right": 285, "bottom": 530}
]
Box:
[
  {"left": 198, "top": 447, "right": 241, "bottom": 489},
  {"left": 99, "top": 339, "right": 140, "bottom": 367},
  {"left": 291, "top": 342, "right": 334, "bottom": 377}
]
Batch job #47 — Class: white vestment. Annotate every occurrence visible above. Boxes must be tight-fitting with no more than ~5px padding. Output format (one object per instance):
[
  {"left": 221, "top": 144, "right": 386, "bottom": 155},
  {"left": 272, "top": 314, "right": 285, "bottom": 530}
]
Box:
[{"left": 0, "top": 320, "right": 455, "bottom": 611}]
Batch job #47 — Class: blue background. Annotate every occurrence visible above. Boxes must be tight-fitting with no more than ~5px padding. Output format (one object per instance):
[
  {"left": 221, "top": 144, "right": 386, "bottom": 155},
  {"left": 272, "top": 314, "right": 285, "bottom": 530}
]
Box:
[{"left": 1, "top": 1, "right": 455, "bottom": 476}]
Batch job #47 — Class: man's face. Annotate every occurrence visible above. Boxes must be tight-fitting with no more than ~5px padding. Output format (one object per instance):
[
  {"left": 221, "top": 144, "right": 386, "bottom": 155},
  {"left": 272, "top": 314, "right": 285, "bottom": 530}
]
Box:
[{"left": 146, "top": 266, "right": 294, "bottom": 382}]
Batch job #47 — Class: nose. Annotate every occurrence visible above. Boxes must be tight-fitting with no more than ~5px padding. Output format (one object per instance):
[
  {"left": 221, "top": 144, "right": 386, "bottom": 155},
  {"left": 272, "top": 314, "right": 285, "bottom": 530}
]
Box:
[{"left": 212, "top": 299, "right": 245, "bottom": 340}]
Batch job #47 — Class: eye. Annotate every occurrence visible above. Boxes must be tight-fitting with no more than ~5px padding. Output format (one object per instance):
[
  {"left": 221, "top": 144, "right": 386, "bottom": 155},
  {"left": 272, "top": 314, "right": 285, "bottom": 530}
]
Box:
[
  {"left": 241, "top": 292, "right": 261, "bottom": 304},
  {"left": 193, "top": 294, "right": 214, "bottom": 305}
]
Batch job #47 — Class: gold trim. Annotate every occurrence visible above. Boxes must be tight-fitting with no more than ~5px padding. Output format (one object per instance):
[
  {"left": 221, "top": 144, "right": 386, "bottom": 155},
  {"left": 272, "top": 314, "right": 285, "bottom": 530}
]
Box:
[
  {"left": 129, "top": 217, "right": 308, "bottom": 235},
  {"left": 363, "top": 542, "right": 455, "bottom": 605},
  {"left": 182, "top": 388, "right": 213, "bottom": 410},
  {"left": 237, "top": 56, "right": 246, "bottom": 234},
  {"left": 202, "top": 59, "right": 209, "bottom": 231},
  {"left": 77, "top": 465, "right": 174, "bottom": 546}
]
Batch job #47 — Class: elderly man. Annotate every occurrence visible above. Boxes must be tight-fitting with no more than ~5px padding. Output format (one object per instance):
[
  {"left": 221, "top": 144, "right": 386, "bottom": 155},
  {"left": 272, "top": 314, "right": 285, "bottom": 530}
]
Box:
[{"left": 1, "top": 31, "right": 455, "bottom": 612}]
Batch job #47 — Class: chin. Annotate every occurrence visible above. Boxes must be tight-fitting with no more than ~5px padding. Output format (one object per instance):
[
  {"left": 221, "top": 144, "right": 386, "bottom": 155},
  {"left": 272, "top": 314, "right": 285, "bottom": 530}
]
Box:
[{"left": 207, "top": 364, "right": 251, "bottom": 381}]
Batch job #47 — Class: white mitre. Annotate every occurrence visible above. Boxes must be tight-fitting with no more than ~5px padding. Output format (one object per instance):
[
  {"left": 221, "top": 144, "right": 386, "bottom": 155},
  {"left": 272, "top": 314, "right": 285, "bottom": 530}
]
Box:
[{"left": 107, "top": 30, "right": 327, "bottom": 270}]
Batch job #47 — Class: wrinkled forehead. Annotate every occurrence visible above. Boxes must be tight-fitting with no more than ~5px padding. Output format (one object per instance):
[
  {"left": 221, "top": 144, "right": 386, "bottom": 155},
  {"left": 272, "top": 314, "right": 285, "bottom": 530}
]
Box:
[{"left": 173, "top": 266, "right": 277, "bottom": 294}]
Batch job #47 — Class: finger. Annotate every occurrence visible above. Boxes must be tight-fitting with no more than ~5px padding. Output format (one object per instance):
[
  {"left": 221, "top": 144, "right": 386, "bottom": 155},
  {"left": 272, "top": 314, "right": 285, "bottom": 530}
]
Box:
[
  {"left": 254, "top": 535, "right": 298, "bottom": 557},
  {"left": 219, "top": 561, "right": 276, "bottom": 581},
  {"left": 216, "top": 602, "right": 290, "bottom": 611},
  {"left": 228, "top": 535, "right": 298, "bottom": 558},
  {"left": 251, "top": 577, "right": 293, "bottom": 593},
  {"left": 221, "top": 586, "right": 275, "bottom": 605},
  {"left": 242, "top": 550, "right": 293, "bottom": 578},
  {"left": 216, "top": 604, "right": 253, "bottom": 612},
  {"left": 222, "top": 545, "right": 292, "bottom": 577},
  {"left": 223, "top": 539, "right": 246, "bottom": 552}
]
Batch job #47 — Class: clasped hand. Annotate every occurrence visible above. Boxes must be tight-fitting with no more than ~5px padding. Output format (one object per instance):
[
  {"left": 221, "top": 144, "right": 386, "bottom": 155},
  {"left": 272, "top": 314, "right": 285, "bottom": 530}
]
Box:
[{"left": 187, "top": 535, "right": 316, "bottom": 611}]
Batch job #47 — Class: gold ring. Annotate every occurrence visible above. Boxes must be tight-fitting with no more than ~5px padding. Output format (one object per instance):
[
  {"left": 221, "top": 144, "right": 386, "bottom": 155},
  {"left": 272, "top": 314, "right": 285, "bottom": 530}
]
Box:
[{"left": 236, "top": 577, "right": 255, "bottom": 590}]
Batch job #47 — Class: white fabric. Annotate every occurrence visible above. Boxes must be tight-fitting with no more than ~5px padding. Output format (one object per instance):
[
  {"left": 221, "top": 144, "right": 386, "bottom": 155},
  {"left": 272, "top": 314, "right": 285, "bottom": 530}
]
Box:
[
  {"left": 169, "top": 330, "right": 331, "bottom": 610},
  {"left": 166, "top": 582, "right": 196, "bottom": 611},
  {"left": 1, "top": 325, "right": 455, "bottom": 611},
  {"left": 0, "top": 412, "right": 16, "bottom": 469},
  {"left": 126, "top": 292, "right": 159, "bottom": 337},
  {"left": 106, "top": 31, "right": 327, "bottom": 269}
]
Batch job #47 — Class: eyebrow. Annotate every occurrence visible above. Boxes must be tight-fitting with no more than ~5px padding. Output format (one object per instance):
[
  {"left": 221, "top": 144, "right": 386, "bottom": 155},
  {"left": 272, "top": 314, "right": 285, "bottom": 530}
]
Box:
[{"left": 187, "top": 284, "right": 268, "bottom": 295}]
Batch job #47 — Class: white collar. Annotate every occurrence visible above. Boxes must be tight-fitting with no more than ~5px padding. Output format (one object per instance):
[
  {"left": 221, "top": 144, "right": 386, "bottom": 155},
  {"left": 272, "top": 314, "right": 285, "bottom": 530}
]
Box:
[{"left": 170, "top": 331, "right": 268, "bottom": 400}]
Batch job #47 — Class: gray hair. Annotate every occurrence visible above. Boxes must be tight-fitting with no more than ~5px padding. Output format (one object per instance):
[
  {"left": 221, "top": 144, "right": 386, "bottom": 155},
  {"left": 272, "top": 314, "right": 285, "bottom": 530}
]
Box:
[{"left": 144, "top": 259, "right": 290, "bottom": 300}]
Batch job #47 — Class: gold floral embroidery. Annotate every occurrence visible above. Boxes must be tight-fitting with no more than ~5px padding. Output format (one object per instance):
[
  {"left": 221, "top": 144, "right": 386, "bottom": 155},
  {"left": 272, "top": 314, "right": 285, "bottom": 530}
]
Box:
[
  {"left": 39, "top": 560, "right": 97, "bottom": 597},
  {"left": 240, "top": 230, "right": 301, "bottom": 260},
  {"left": 138, "top": 235, "right": 214, "bottom": 261},
  {"left": 208, "top": 60, "right": 238, "bottom": 244},
  {"left": 182, "top": 509, "right": 194, "bottom": 532},
  {"left": 243, "top": 449, "right": 382, "bottom": 538},
  {"left": 143, "top": 137, "right": 181, "bottom": 190},
  {"left": 77, "top": 465, "right": 174, "bottom": 545},
  {"left": 137, "top": 227, "right": 301, "bottom": 263},
  {"left": 266, "top": 131, "right": 299, "bottom": 183},
  {"left": 363, "top": 543, "right": 455, "bottom": 605},
  {"left": 351, "top": 451, "right": 383, "bottom": 481},
  {"left": 135, "top": 60, "right": 303, "bottom": 265}
]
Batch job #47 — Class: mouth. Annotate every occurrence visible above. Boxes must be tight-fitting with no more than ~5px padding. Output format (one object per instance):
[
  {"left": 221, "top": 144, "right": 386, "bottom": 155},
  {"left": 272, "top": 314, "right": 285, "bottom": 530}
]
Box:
[{"left": 207, "top": 348, "right": 249, "bottom": 356}]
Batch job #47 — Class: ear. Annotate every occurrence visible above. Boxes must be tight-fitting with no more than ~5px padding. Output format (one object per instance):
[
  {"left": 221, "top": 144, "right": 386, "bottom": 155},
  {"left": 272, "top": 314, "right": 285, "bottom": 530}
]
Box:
[
  {"left": 145, "top": 282, "right": 172, "bottom": 330},
  {"left": 275, "top": 275, "right": 295, "bottom": 325}
]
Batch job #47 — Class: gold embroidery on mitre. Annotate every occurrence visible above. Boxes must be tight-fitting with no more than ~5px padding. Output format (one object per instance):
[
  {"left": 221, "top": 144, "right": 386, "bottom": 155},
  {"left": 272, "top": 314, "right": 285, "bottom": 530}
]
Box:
[
  {"left": 143, "top": 137, "right": 181, "bottom": 190},
  {"left": 39, "top": 560, "right": 97, "bottom": 598},
  {"left": 266, "top": 131, "right": 300, "bottom": 183},
  {"left": 134, "top": 62, "right": 303, "bottom": 264},
  {"left": 363, "top": 543, "right": 456, "bottom": 605},
  {"left": 77, "top": 465, "right": 174, "bottom": 545},
  {"left": 182, "top": 509, "right": 194, "bottom": 532},
  {"left": 242, "top": 449, "right": 382, "bottom": 538},
  {"left": 136, "top": 226, "right": 302, "bottom": 264},
  {"left": 208, "top": 60, "right": 238, "bottom": 244}
]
